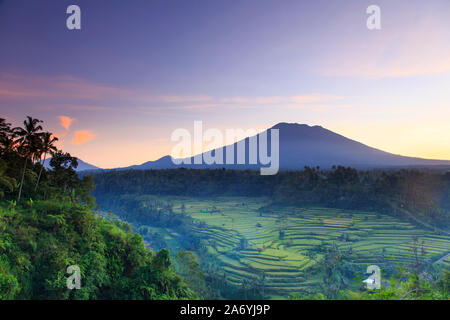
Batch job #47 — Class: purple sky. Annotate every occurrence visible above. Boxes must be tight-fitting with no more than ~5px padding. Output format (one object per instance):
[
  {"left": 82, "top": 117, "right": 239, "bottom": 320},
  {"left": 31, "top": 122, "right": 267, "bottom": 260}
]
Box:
[{"left": 1, "top": 0, "right": 449, "bottom": 167}]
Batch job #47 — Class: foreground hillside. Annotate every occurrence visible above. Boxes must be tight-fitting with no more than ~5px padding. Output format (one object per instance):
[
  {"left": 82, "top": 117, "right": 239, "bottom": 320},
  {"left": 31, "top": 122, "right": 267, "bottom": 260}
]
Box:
[
  {"left": 0, "top": 201, "right": 195, "bottom": 299},
  {"left": 0, "top": 117, "right": 194, "bottom": 300}
]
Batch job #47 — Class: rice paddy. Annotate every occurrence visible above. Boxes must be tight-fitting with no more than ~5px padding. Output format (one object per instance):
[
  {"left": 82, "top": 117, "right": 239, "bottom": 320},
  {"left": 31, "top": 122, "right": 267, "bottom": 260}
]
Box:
[{"left": 143, "top": 196, "right": 450, "bottom": 297}]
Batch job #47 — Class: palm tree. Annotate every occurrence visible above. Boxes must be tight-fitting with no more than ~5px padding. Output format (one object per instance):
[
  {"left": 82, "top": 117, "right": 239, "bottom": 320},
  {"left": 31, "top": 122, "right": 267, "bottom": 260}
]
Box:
[
  {"left": 14, "top": 116, "right": 43, "bottom": 202},
  {"left": 35, "top": 132, "right": 58, "bottom": 191}
]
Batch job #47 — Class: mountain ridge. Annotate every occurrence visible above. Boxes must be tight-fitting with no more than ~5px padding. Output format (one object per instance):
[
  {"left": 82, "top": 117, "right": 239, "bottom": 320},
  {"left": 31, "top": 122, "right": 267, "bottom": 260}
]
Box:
[{"left": 90, "top": 123, "right": 450, "bottom": 171}]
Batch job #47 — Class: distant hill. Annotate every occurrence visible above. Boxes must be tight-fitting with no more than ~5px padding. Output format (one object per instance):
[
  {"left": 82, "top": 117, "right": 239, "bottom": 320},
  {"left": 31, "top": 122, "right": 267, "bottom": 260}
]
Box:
[
  {"left": 115, "top": 123, "right": 450, "bottom": 171},
  {"left": 43, "top": 158, "right": 100, "bottom": 172},
  {"left": 121, "top": 155, "right": 175, "bottom": 170}
]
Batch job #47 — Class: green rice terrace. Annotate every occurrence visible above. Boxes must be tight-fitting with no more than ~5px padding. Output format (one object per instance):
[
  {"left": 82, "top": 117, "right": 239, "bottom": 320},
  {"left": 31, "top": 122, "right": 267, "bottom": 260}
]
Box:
[{"left": 129, "top": 196, "right": 450, "bottom": 298}]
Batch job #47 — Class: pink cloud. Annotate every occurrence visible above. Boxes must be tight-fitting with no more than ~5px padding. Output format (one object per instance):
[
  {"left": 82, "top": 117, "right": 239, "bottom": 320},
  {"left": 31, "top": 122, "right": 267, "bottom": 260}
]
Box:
[
  {"left": 147, "top": 95, "right": 212, "bottom": 103},
  {"left": 0, "top": 74, "right": 213, "bottom": 105},
  {"left": 283, "top": 104, "right": 352, "bottom": 111},
  {"left": 0, "top": 74, "right": 130, "bottom": 101},
  {"left": 220, "top": 94, "right": 342, "bottom": 105},
  {"left": 72, "top": 130, "right": 95, "bottom": 145},
  {"left": 291, "top": 94, "right": 342, "bottom": 103},
  {"left": 58, "top": 115, "right": 75, "bottom": 130}
]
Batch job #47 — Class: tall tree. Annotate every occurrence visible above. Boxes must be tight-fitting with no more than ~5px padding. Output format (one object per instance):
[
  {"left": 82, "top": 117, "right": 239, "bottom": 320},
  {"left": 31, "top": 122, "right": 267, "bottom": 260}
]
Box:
[
  {"left": 49, "top": 150, "right": 78, "bottom": 194},
  {"left": 14, "top": 116, "right": 43, "bottom": 202},
  {"left": 34, "top": 132, "right": 58, "bottom": 191}
]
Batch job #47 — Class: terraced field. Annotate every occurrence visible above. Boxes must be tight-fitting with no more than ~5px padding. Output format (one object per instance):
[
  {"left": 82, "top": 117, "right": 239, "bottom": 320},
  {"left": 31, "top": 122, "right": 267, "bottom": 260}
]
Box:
[
  {"left": 436, "top": 254, "right": 450, "bottom": 269},
  {"left": 145, "top": 197, "right": 450, "bottom": 298}
]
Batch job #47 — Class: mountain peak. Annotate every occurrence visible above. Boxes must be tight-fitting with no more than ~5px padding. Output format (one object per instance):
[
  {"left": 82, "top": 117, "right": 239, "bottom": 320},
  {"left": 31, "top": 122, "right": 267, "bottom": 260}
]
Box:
[
  {"left": 271, "top": 122, "right": 324, "bottom": 130},
  {"left": 271, "top": 122, "right": 308, "bottom": 129}
]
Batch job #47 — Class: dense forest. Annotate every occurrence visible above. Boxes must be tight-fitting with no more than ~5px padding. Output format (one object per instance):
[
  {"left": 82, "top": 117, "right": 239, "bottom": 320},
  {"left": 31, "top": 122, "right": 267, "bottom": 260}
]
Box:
[
  {"left": 0, "top": 117, "right": 195, "bottom": 299},
  {"left": 91, "top": 166, "right": 450, "bottom": 230}
]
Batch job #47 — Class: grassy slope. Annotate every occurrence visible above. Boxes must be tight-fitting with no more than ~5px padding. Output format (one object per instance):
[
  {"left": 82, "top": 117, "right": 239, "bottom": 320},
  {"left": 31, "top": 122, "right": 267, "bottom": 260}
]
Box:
[{"left": 0, "top": 201, "right": 195, "bottom": 300}]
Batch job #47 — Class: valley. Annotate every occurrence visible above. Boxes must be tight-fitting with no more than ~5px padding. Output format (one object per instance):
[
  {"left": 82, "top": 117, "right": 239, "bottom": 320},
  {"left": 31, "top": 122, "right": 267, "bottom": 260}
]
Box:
[{"left": 104, "top": 195, "right": 450, "bottom": 299}]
